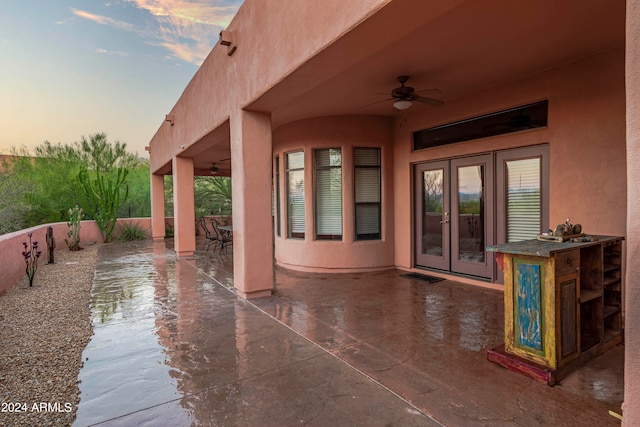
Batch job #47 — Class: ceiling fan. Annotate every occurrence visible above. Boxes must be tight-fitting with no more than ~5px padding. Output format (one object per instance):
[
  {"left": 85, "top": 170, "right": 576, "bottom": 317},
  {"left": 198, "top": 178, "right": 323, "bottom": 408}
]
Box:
[
  {"left": 383, "top": 75, "right": 444, "bottom": 111},
  {"left": 196, "top": 158, "right": 231, "bottom": 175}
]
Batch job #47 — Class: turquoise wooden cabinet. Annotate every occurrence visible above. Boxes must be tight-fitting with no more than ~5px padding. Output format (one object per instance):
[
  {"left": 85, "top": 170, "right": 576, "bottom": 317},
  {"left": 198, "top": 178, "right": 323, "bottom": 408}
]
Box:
[{"left": 487, "top": 236, "right": 623, "bottom": 385}]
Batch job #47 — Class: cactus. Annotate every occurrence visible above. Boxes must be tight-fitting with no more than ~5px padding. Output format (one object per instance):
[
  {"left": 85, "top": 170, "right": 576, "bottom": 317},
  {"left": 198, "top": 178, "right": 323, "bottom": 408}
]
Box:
[
  {"left": 65, "top": 205, "right": 84, "bottom": 251},
  {"left": 77, "top": 166, "right": 129, "bottom": 243}
]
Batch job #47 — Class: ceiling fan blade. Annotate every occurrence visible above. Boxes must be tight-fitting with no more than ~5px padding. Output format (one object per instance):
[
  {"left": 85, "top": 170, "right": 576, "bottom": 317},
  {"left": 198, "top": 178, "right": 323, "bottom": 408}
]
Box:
[
  {"left": 361, "top": 97, "right": 394, "bottom": 108},
  {"left": 413, "top": 95, "right": 444, "bottom": 107},
  {"left": 415, "top": 88, "right": 443, "bottom": 96}
]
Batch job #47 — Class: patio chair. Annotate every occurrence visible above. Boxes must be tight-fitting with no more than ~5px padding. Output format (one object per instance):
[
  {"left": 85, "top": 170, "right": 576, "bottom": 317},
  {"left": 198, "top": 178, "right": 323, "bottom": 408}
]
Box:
[
  {"left": 210, "top": 218, "right": 233, "bottom": 254},
  {"left": 199, "top": 217, "right": 218, "bottom": 251}
]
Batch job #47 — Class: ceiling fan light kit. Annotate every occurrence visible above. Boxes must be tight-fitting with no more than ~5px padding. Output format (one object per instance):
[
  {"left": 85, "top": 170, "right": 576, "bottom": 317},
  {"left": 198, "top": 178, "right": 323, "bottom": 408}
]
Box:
[{"left": 393, "top": 99, "right": 413, "bottom": 110}]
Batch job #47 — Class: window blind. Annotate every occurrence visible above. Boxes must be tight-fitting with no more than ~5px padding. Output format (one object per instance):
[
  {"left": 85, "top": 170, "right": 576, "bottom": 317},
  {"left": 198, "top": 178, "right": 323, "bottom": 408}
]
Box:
[
  {"left": 315, "top": 148, "right": 342, "bottom": 239},
  {"left": 287, "top": 151, "right": 304, "bottom": 238},
  {"left": 275, "top": 156, "right": 281, "bottom": 236},
  {"left": 506, "top": 158, "right": 541, "bottom": 242},
  {"left": 354, "top": 148, "right": 381, "bottom": 240}
]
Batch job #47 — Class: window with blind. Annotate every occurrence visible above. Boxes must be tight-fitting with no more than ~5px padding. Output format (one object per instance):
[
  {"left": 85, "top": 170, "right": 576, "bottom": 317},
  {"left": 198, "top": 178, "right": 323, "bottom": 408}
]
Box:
[
  {"left": 275, "top": 156, "right": 281, "bottom": 237},
  {"left": 506, "top": 158, "right": 541, "bottom": 242},
  {"left": 496, "top": 145, "right": 549, "bottom": 247},
  {"left": 354, "top": 147, "right": 381, "bottom": 240},
  {"left": 286, "top": 151, "right": 305, "bottom": 239},
  {"left": 314, "top": 148, "right": 342, "bottom": 240}
]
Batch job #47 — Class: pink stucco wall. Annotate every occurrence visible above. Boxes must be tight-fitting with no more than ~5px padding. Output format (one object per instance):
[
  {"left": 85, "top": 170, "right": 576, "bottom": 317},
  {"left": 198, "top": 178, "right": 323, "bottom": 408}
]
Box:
[
  {"left": 148, "top": 0, "right": 393, "bottom": 173},
  {"left": 624, "top": 1, "right": 640, "bottom": 424},
  {"left": 272, "top": 116, "right": 394, "bottom": 272},
  {"left": 0, "top": 218, "right": 152, "bottom": 295},
  {"left": 393, "top": 48, "right": 626, "bottom": 272}
]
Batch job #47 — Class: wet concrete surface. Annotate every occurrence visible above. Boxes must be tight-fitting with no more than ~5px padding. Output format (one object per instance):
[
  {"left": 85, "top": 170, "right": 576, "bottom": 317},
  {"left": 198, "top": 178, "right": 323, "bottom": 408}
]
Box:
[{"left": 75, "top": 240, "right": 623, "bottom": 426}]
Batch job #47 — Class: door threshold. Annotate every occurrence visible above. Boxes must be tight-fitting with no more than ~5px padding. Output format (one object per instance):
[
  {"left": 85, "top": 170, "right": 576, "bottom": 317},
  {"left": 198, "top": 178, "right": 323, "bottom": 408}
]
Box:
[{"left": 412, "top": 267, "right": 504, "bottom": 291}]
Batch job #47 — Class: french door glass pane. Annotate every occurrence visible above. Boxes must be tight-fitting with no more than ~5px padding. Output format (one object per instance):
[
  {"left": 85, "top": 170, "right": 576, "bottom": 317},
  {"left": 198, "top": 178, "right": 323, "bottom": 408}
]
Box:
[
  {"left": 457, "top": 165, "right": 485, "bottom": 262},
  {"left": 422, "top": 170, "right": 444, "bottom": 256},
  {"left": 507, "top": 158, "right": 541, "bottom": 242}
]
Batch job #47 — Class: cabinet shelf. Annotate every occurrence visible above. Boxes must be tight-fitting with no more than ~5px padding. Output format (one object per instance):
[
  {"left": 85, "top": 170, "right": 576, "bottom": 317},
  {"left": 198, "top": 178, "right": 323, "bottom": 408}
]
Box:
[
  {"left": 603, "top": 276, "right": 620, "bottom": 287},
  {"left": 603, "top": 305, "right": 621, "bottom": 318},
  {"left": 580, "top": 334, "right": 601, "bottom": 352},
  {"left": 604, "top": 328, "right": 622, "bottom": 341},
  {"left": 580, "top": 289, "right": 602, "bottom": 303},
  {"left": 604, "top": 263, "right": 619, "bottom": 273}
]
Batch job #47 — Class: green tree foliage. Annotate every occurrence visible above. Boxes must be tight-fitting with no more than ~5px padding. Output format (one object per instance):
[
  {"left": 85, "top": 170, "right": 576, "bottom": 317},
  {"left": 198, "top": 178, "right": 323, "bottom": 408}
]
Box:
[
  {"left": 164, "top": 175, "right": 232, "bottom": 218},
  {"left": 77, "top": 166, "right": 129, "bottom": 243},
  {"left": 72, "top": 134, "right": 137, "bottom": 242},
  {"left": 4, "top": 147, "right": 80, "bottom": 226},
  {"left": 0, "top": 155, "right": 33, "bottom": 233},
  {"left": 194, "top": 176, "right": 232, "bottom": 217},
  {"left": 120, "top": 161, "right": 151, "bottom": 218},
  {"left": 1, "top": 132, "right": 235, "bottom": 238},
  {"left": 163, "top": 175, "right": 174, "bottom": 216},
  {"left": 0, "top": 133, "right": 148, "bottom": 236}
]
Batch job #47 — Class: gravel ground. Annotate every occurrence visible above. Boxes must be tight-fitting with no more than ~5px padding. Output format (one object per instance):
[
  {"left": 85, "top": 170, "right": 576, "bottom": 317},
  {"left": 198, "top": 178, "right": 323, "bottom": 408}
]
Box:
[{"left": 0, "top": 244, "right": 100, "bottom": 427}]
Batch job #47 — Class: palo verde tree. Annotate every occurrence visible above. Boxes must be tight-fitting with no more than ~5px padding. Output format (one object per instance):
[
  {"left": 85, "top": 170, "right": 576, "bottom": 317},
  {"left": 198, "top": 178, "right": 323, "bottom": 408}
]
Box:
[{"left": 74, "top": 133, "right": 135, "bottom": 242}]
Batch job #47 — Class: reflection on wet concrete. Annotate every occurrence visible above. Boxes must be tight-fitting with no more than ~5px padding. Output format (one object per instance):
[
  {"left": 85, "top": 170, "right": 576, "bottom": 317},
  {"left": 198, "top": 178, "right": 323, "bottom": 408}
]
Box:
[
  {"left": 251, "top": 268, "right": 624, "bottom": 426},
  {"left": 75, "top": 241, "right": 439, "bottom": 426},
  {"left": 75, "top": 239, "right": 623, "bottom": 426}
]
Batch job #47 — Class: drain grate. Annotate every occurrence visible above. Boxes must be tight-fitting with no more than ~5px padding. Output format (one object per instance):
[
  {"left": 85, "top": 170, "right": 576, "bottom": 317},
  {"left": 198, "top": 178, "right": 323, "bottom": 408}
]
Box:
[{"left": 401, "top": 273, "right": 444, "bottom": 283}]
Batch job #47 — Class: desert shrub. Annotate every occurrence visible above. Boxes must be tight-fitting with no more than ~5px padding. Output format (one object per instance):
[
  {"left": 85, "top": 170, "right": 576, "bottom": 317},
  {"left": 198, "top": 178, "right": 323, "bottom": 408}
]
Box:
[
  {"left": 117, "top": 222, "right": 147, "bottom": 242},
  {"left": 21, "top": 232, "right": 42, "bottom": 287}
]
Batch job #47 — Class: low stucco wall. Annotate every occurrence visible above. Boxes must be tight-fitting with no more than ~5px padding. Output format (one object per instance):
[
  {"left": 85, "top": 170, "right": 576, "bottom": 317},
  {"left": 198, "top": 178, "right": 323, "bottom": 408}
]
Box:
[{"left": 0, "top": 218, "right": 151, "bottom": 295}]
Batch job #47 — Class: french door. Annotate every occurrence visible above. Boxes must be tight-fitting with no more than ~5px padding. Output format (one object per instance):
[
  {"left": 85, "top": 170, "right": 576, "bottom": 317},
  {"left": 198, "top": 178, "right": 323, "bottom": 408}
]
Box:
[{"left": 414, "top": 155, "right": 494, "bottom": 278}]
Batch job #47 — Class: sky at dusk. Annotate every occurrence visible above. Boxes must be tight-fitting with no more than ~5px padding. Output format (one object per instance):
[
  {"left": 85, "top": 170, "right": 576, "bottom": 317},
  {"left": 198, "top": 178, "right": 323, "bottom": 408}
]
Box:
[{"left": 0, "top": 0, "right": 243, "bottom": 157}]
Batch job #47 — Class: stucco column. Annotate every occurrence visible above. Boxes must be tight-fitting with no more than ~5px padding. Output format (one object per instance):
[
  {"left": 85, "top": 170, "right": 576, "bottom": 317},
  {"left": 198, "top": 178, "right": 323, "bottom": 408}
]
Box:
[
  {"left": 172, "top": 156, "right": 196, "bottom": 257},
  {"left": 624, "top": 3, "right": 640, "bottom": 425},
  {"left": 230, "top": 110, "right": 274, "bottom": 299},
  {"left": 150, "top": 173, "right": 165, "bottom": 240}
]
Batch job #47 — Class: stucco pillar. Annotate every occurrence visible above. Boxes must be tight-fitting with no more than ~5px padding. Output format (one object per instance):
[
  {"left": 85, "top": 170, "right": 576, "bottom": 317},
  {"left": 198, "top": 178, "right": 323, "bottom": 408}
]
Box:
[
  {"left": 230, "top": 110, "right": 274, "bottom": 299},
  {"left": 150, "top": 173, "right": 165, "bottom": 240},
  {"left": 172, "top": 156, "right": 196, "bottom": 257},
  {"left": 624, "top": 3, "right": 640, "bottom": 425}
]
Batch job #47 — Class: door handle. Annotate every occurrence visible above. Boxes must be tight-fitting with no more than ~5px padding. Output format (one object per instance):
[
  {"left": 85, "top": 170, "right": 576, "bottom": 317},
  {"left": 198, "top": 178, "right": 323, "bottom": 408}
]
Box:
[{"left": 440, "top": 211, "right": 449, "bottom": 224}]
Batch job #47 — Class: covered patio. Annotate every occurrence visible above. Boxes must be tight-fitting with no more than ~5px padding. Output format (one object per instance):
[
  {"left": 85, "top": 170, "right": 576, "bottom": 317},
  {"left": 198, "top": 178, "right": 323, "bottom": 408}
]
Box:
[
  {"left": 74, "top": 240, "right": 623, "bottom": 426},
  {"left": 146, "top": 0, "right": 639, "bottom": 421}
]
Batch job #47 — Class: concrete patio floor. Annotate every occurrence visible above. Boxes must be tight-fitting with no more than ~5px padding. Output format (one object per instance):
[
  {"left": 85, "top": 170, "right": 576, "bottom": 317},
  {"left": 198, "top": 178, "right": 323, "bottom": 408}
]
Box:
[{"left": 74, "top": 240, "right": 623, "bottom": 426}]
